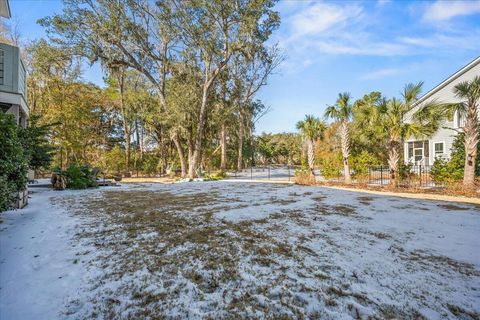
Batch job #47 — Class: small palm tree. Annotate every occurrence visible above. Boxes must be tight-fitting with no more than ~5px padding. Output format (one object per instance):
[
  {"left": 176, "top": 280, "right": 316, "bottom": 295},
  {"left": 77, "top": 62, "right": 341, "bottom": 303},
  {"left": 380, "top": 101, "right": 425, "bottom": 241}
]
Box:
[
  {"left": 356, "top": 83, "right": 441, "bottom": 185},
  {"left": 444, "top": 76, "right": 480, "bottom": 188},
  {"left": 324, "top": 92, "right": 353, "bottom": 184},
  {"left": 296, "top": 115, "right": 326, "bottom": 175}
]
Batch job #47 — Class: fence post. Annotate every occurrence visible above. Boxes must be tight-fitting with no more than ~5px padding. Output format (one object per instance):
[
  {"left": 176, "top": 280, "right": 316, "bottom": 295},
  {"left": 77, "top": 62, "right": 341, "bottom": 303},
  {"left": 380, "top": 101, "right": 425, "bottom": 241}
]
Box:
[
  {"left": 419, "top": 165, "right": 422, "bottom": 187},
  {"left": 380, "top": 166, "right": 383, "bottom": 186},
  {"left": 250, "top": 166, "right": 253, "bottom": 180}
]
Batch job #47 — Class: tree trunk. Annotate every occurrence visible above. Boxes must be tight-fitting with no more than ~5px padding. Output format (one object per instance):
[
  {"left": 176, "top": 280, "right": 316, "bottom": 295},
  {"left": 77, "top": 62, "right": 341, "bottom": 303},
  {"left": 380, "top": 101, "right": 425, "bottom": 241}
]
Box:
[
  {"left": 124, "top": 127, "right": 131, "bottom": 172},
  {"left": 340, "top": 121, "right": 352, "bottom": 184},
  {"left": 119, "top": 86, "right": 130, "bottom": 172},
  {"left": 237, "top": 120, "right": 244, "bottom": 171},
  {"left": 189, "top": 86, "right": 209, "bottom": 179},
  {"left": 135, "top": 120, "right": 143, "bottom": 160},
  {"left": 114, "top": 68, "right": 131, "bottom": 173},
  {"left": 307, "top": 139, "right": 315, "bottom": 175},
  {"left": 171, "top": 131, "right": 187, "bottom": 178},
  {"left": 220, "top": 122, "right": 227, "bottom": 171},
  {"left": 188, "top": 126, "right": 194, "bottom": 167},
  {"left": 387, "top": 139, "right": 401, "bottom": 186},
  {"left": 463, "top": 101, "right": 479, "bottom": 189},
  {"left": 160, "top": 126, "right": 167, "bottom": 175}
]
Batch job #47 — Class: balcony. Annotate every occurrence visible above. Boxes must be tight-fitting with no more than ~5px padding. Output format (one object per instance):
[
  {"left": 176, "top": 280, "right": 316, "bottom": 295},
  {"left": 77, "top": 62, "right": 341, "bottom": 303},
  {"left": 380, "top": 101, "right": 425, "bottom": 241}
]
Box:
[{"left": 0, "top": 42, "right": 28, "bottom": 125}]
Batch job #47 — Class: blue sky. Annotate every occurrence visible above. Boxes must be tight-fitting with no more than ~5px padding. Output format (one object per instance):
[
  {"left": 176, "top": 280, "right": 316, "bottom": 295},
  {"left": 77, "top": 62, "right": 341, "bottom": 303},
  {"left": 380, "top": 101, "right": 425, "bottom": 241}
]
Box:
[{"left": 6, "top": 0, "right": 480, "bottom": 133}]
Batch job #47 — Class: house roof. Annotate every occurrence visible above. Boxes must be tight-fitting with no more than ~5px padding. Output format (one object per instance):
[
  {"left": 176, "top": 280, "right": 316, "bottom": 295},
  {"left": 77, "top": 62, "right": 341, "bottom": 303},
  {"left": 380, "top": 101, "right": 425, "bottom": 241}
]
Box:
[
  {"left": 0, "top": 0, "right": 10, "bottom": 18},
  {"left": 416, "top": 55, "right": 480, "bottom": 105}
]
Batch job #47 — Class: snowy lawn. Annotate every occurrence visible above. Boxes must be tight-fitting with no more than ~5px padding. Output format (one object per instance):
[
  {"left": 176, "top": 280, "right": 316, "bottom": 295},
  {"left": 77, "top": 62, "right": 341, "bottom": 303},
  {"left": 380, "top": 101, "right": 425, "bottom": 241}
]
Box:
[{"left": 1, "top": 182, "right": 479, "bottom": 319}]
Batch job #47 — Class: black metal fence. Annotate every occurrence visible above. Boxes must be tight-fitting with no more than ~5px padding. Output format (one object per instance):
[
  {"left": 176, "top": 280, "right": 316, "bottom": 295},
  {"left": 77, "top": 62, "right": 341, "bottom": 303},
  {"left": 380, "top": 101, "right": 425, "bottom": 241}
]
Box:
[
  {"left": 226, "top": 165, "right": 312, "bottom": 181},
  {"left": 225, "top": 164, "right": 443, "bottom": 188},
  {"left": 368, "top": 165, "right": 442, "bottom": 188}
]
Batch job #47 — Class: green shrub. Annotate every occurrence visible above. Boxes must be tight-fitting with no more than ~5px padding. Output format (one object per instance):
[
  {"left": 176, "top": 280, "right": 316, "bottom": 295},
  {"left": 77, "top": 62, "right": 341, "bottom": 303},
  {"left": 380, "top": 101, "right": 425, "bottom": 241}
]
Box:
[
  {"left": 430, "top": 158, "right": 463, "bottom": 183},
  {"left": 205, "top": 170, "right": 226, "bottom": 181},
  {"left": 398, "top": 162, "right": 413, "bottom": 180},
  {"left": 351, "top": 151, "right": 381, "bottom": 178},
  {"left": 56, "top": 164, "right": 97, "bottom": 189},
  {"left": 141, "top": 153, "right": 161, "bottom": 176},
  {"left": 430, "top": 133, "right": 480, "bottom": 183},
  {"left": 0, "top": 113, "right": 29, "bottom": 211},
  {"left": 319, "top": 158, "right": 341, "bottom": 180},
  {"left": 104, "top": 145, "right": 126, "bottom": 174},
  {"left": 19, "top": 115, "right": 55, "bottom": 171}
]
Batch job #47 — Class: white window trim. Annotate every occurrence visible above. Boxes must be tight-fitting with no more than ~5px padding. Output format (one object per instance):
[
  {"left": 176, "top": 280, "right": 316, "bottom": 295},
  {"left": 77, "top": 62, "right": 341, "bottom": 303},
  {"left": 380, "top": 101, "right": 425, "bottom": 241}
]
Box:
[{"left": 433, "top": 141, "right": 445, "bottom": 157}]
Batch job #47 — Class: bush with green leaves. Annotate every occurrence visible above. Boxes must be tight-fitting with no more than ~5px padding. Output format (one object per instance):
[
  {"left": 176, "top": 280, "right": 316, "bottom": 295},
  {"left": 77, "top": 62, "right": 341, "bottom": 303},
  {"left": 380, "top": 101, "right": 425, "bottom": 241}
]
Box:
[
  {"left": 19, "top": 115, "right": 55, "bottom": 171},
  {"left": 104, "top": 145, "right": 126, "bottom": 174},
  {"left": 0, "top": 113, "right": 29, "bottom": 211},
  {"left": 141, "top": 153, "right": 161, "bottom": 176},
  {"left": 319, "top": 158, "right": 342, "bottom": 180},
  {"left": 430, "top": 133, "right": 480, "bottom": 183},
  {"left": 350, "top": 151, "right": 382, "bottom": 178},
  {"left": 398, "top": 162, "right": 413, "bottom": 180},
  {"left": 54, "top": 164, "right": 97, "bottom": 189}
]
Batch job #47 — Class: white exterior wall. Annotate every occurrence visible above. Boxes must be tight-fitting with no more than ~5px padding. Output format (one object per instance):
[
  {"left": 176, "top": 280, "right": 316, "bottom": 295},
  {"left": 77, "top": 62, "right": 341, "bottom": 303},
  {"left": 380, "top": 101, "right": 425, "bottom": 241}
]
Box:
[{"left": 404, "top": 57, "right": 480, "bottom": 165}]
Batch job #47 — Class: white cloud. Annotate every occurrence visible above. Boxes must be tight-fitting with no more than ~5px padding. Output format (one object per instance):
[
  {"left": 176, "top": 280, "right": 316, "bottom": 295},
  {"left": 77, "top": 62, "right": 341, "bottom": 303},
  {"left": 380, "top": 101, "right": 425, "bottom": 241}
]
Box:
[
  {"left": 361, "top": 68, "right": 402, "bottom": 80},
  {"left": 282, "top": 2, "right": 407, "bottom": 57},
  {"left": 314, "top": 41, "right": 408, "bottom": 56},
  {"left": 290, "top": 2, "right": 363, "bottom": 37},
  {"left": 422, "top": 0, "right": 480, "bottom": 22},
  {"left": 276, "top": 0, "right": 480, "bottom": 74},
  {"left": 399, "top": 32, "right": 480, "bottom": 50},
  {"left": 377, "top": 0, "right": 391, "bottom": 7}
]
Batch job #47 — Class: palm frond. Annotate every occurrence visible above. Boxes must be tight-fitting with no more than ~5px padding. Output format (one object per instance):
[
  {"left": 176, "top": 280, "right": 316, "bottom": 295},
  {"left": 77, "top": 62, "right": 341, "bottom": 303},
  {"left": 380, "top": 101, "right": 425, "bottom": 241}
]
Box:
[{"left": 402, "top": 81, "right": 423, "bottom": 106}]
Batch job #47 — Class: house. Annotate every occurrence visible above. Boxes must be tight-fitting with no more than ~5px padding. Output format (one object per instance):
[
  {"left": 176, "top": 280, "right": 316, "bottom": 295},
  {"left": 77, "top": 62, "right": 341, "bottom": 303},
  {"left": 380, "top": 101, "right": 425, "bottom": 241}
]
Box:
[
  {"left": 404, "top": 56, "right": 480, "bottom": 166},
  {"left": 1, "top": 0, "right": 30, "bottom": 208},
  {"left": 0, "top": 0, "right": 9, "bottom": 18}
]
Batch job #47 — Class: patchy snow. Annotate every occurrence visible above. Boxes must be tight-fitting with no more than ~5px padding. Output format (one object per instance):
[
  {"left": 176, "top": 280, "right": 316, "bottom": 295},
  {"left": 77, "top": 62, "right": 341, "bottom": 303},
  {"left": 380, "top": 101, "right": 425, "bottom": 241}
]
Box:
[
  {"left": 1, "top": 182, "right": 479, "bottom": 319},
  {"left": 0, "top": 187, "right": 95, "bottom": 319}
]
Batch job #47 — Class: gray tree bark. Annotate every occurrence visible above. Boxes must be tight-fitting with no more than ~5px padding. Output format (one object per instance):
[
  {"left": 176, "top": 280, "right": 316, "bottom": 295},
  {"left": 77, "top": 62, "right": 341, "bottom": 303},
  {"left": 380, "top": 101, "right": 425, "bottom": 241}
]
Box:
[
  {"left": 220, "top": 122, "right": 227, "bottom": 171},
  {"left": 463, "top": 101, "right": 479, "bottom": 188},
  {"left": 171, "top": 131, "right": 187, "bottom": 178},
  {"left": 340, "top": 121, "right": 352, "bottom": 184}
]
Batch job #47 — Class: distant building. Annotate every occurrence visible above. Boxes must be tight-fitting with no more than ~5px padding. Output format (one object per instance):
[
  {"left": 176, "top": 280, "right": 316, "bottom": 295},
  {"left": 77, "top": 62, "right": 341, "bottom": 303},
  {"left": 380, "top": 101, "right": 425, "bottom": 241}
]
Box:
[
  {"left": 1, "top": 0, "right": 29, "bottom": 208},
  {"left": 404, "top": 56, "right": 480, "bottom": 165}
]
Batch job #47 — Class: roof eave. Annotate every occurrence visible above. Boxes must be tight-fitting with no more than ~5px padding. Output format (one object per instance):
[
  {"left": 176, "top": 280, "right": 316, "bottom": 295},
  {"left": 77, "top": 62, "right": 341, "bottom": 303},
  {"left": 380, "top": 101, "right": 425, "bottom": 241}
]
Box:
[
  {"left": 415, "top": 56, "right": 480, "bottom": 106},
  {"left": 0, "top": 0, "right": 11, "bottom": 18}
]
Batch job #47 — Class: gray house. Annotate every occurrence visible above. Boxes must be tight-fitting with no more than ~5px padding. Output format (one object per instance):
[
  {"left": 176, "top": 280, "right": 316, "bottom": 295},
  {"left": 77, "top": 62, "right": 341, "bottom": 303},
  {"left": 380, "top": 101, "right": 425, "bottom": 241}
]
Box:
[
  {"left": 404, "top": 56, "right": 480, "bottom": 165},
  {"left": 0, "top": 42, "right": 28, "bottom": 128},
  {"left": 1, "top": 0, "right": 30, "bottom": 208}
]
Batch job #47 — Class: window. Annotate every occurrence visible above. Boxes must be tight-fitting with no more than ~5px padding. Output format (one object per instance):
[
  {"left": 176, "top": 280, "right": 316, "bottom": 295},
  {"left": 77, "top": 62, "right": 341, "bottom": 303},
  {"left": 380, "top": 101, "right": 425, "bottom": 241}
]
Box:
[
  {"left": 407, "top": 140, "right": 429, "bottom": 162},
  {"left": 434, "top": 142, "right": 444, "bottom": 156},
  {"left": 414, "top": 148, "right": 423, "bottom": 162}
]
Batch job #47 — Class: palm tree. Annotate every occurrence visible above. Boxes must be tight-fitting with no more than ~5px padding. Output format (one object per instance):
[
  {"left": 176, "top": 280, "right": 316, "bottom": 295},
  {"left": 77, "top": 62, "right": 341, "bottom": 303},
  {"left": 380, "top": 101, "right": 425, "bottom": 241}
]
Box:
[
  {"left": 325, "top": 92, "right": 353, "bottom": 184},
  {"left": 443, "top": 76, "right": 480, "bottom": 188},
  {"left": 296, "top": 115, "right": 326, "bottom": 176},
  {"left": 356, "top": 83, "right": 441, "bottom": 185}
]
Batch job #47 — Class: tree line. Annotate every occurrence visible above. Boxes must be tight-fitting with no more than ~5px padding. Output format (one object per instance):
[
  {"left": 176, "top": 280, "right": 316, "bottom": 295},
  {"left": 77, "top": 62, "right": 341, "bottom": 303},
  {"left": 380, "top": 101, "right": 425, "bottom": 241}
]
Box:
[
  {"left": 25, "top": 0, "right": 281, "bottom": 179},
  {"left": 296, "top": 79, "right": 480, "bottom": 190}
]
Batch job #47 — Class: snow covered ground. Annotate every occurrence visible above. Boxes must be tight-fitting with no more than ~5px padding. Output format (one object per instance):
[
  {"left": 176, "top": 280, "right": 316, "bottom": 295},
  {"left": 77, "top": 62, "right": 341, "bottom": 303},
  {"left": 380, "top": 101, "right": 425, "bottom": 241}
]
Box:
[{"left": 1, "top": 182, "right": 479, "bottom": 319}]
